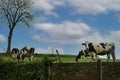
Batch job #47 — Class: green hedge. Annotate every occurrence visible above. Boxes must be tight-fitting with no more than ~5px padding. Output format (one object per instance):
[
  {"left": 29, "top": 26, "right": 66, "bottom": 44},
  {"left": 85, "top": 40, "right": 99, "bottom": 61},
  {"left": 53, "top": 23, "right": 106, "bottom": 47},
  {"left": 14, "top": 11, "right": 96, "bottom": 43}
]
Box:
[
  {"left": 0, "top": 55, "right": 53, "bottom": 80},
  {"left": 0, "top": 62, "right": 46, "bottom": 80}
]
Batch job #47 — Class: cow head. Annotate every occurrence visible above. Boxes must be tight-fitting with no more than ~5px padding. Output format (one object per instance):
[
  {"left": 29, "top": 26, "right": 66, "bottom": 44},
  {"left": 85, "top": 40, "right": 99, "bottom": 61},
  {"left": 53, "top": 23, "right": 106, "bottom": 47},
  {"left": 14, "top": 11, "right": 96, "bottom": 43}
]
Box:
[
  {"left": 82, "top": 41, "right": 90, "bottom": 51},
  {"left": 75, "top": 50, "right": 83, "bottom": 62}
]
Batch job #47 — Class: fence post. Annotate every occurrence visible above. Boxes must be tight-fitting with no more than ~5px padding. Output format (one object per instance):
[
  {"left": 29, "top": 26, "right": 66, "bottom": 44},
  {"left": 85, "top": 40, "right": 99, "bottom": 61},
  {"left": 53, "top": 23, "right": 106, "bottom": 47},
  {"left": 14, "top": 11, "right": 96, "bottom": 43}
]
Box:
[
  {"left": 48, "top": 63, "right": 51, "bottom": 80},
  {"left": 97, "top": 59, "right": 102, "bottom": 80},
  {"left": 56, "top": 50, "right": 62, "bottom": 63}
]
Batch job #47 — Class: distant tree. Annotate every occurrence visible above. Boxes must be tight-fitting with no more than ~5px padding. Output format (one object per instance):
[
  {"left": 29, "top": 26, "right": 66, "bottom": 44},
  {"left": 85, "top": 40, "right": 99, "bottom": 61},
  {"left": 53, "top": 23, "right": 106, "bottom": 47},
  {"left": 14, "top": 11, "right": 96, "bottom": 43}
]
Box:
[{"left": 0, "top": 0, "right": 33, "bottom": 54}]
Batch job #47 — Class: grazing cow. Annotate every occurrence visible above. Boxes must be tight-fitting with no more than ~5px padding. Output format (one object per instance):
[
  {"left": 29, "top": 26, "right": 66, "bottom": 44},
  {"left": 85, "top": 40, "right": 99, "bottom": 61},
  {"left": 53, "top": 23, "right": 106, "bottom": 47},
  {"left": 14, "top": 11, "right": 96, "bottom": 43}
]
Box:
[
  {"left": 11, "top": 48, "right": 19, "bottom": 59},
  {"left": 20, "top": 46, "right": 35, "bottom": 61},
  {"left": 82, "top": 42, "right": 116, "bottom": 62},
  {"left": 75, "top": 49, "right": 91, "bottom": 62}
]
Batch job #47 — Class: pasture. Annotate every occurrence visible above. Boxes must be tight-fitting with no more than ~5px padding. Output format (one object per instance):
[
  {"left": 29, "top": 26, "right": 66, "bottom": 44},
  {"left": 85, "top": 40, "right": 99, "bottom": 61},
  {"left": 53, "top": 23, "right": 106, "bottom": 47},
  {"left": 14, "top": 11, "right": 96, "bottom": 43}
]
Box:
[
  {"left": 0, "top": 53, "right": 76, "bottom": 63},
  {"left": 0, "top": 53, "right": 120, "bottom": 63}
]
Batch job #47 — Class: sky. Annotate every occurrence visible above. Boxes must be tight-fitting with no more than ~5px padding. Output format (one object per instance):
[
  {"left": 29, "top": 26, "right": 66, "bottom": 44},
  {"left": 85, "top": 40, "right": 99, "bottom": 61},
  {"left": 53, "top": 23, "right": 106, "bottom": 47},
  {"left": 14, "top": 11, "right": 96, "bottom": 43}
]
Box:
[{"left": 0, "top": 0, "right": 120, "bottom": 59}]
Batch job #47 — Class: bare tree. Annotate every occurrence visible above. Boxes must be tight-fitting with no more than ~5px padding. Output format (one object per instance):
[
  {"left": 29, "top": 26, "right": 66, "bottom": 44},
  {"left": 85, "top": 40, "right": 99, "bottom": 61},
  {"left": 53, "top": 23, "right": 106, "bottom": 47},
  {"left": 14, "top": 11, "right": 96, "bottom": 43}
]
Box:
[{"left": 0, "top": 0, "right": 33, "bottom": 54}]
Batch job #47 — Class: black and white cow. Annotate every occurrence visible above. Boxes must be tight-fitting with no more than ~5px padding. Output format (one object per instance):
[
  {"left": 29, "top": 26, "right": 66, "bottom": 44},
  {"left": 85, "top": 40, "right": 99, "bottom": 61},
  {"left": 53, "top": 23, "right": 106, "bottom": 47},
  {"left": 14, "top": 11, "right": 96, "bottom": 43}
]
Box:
[
  {"left": 82, "top": 42, "right": 116, "bottom": 62},
  {"left": 11, "top": 48, "right": 19, "bottom": 59},
  {"left": 20, "top": 46, "right": 35, "bottom": 61}
]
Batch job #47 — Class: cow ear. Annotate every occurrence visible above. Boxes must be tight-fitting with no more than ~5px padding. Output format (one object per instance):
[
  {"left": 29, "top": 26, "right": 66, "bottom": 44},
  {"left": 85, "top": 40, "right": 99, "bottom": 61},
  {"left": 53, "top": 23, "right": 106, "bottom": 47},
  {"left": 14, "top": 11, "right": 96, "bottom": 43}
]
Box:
[{"left": 82, "top": 43, "right": 85, "bottom": 45}]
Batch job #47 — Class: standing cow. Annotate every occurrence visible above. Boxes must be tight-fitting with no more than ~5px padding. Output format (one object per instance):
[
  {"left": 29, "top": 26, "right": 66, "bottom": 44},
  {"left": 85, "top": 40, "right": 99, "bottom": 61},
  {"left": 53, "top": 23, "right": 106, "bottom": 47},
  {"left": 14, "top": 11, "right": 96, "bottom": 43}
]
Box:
[
  {"left": 82, "top": 42, "right": 116, "bottom": 62},
  {"left": 20, "top": 46, "right": 35, "bottom": 61}
]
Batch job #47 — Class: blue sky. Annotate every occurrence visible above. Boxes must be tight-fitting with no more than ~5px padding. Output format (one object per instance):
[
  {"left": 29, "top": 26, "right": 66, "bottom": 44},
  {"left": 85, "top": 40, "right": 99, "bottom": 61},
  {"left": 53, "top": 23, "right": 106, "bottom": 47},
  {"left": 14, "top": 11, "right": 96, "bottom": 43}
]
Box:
[{"left": 0, "top": 0, "right": 120, "bottom": 58}]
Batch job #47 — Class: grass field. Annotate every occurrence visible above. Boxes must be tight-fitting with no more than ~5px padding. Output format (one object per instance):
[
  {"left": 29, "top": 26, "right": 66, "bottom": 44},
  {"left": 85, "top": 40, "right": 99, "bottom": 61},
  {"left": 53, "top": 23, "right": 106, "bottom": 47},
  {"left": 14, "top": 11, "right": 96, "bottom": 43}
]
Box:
[{"left": 0, "top": 53, "right": 120, "bottom": 63}]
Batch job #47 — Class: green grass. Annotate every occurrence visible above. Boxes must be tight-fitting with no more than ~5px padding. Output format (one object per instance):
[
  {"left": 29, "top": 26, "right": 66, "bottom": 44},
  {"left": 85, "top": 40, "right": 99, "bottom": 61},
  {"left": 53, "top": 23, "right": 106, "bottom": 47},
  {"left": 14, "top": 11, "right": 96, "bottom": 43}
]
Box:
[{"left": 0, "top": 53, "right": 120, "bottom": 63}]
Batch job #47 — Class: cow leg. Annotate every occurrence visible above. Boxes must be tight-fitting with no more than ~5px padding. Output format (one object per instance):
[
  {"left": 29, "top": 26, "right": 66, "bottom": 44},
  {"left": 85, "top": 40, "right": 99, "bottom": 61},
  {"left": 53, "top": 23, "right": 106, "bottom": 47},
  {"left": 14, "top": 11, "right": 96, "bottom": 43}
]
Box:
[
  {"left": 30, "top": 55, "right": 34, "bottom": 61},
  {"left": 28, "top": 56, "right": 31, "bottom": 61},
  {"left": 12, "top": 52, "right": 16, "bottom": 59},
  {"left": 93, "top": 53, "right": 96, "bottom": 61},
  {"left": 28, "top": 55, "right": 33, "bottom": 61},
  {"left": 17, "top": 58, "right": 20, "bottom": 62},
  {"left": 107, "top": 53, "right": 110, "bottom": 62},
  {"left": 111, "top": 52, "right": 116, "bottom": 62},
  {"left": 81, "top": 56, "right": 83, "bottom": 62},
  {"left": 90, "top": 52, "right": 93, "bottom": 62},
  {"left": 20, "top": 54, "right": 25, "bottom": 62},
  {"left": 90, "top": 52, "right": 95, "bottom": 62},
  {"left": 83, "top": 56, "right": 86, "bottom": 62},
  {"left": 90, "top": 55, "right": 95, "bottom": 62},
  {"left": 12, "top": 54, "right": 14, "bottom": 58},
  {"left": 96, "top": 55, "right": 99, "bottom": 61},
  {"left": 81, "top": 55, "right": 86, "bottom": 62}
]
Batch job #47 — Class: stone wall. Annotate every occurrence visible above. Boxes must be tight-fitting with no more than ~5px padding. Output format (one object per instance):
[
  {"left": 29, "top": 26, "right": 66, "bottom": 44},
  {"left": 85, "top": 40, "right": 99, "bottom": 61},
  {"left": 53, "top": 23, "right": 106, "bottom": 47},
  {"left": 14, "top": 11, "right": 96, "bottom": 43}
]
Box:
[{"left": 51, "top": 62, "right": 120, "bottom": 80}]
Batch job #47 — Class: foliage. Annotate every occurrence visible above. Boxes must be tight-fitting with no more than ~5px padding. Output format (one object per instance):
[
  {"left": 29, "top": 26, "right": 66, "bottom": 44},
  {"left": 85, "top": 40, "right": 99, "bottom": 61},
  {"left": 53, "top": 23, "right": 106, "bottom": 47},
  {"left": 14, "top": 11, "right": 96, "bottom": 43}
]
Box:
[{"left": 41, "top": 55, "right": 56, "bottom": 66}]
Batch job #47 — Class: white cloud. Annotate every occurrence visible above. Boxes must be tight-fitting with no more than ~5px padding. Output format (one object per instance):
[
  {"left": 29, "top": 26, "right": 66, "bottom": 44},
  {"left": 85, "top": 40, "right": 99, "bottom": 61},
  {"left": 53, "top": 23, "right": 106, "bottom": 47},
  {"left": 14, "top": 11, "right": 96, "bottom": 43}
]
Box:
[
  {"left": 33, "top": 0, "right": 65, "bottom": 11},
  {"left": 79, "top": 32, "right": 105, "bottom": 43},
  {"left": 32, "top": 0, "right": 120, "bottom": 15},
  {"left": 67, "top": 0, "right": 120, "bottom": 15},
  {"left": 0, "top": 34, "right": 6, "bottom": 42},
  {"left": 34, "top": 21, "right": 91, "bottom": 36},
  {"left": 33, "top": 0, "right": 120, "bottom": 18},
  {"left": 107, "top": 30, "right": 120, "bottom": 43},
  {"left": 32, "top": 0, "right": 65, "bottom": 17},
  {"left": 33, "top": 21, "right": 91, "bottom": 44},
  {"left": 33, "top": 0, "right": 54, "bottom": 11},
  {"left": 44, "top": 11, "right": 58, "bottom": 18},
  {"left": 33, "top": 0, "right": 120, "bottom": 16}
]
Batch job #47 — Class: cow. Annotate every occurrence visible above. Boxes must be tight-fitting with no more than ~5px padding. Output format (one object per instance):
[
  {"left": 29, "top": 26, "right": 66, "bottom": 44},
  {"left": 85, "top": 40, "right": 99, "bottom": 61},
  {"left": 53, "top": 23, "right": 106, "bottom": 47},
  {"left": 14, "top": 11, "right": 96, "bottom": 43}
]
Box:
[
  {"left": 20, "top": 46, "right": 35, "bottom": 61},
  {"left": 82, "top": 41, "right": 116, "bottom": 62},
  {"left": 11, "top": 48, "right": 19, "bottom": 59}
]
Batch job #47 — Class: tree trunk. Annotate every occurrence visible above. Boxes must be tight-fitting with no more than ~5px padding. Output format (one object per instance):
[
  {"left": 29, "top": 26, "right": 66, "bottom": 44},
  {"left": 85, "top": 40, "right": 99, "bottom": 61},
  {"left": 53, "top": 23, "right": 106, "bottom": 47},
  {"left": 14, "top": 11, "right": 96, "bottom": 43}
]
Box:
[{"left": 6, "top": 25, "right": 14, "bottom": 54}]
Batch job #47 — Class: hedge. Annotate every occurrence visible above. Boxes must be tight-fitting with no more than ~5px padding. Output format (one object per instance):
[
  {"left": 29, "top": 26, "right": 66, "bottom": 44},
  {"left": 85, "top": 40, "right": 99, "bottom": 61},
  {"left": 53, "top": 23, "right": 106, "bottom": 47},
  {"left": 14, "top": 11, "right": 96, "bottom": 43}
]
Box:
[{"left": 0, "top": 55, "right": 53, "bottom": 80}]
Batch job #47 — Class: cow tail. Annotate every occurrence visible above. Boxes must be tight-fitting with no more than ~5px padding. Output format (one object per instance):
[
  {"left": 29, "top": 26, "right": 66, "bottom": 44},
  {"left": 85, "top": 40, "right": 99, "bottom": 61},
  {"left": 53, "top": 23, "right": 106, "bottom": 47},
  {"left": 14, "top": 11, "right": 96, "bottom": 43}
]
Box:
[{"left": 112, "top": 44, "right": 116, "bottom": 62}]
